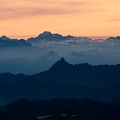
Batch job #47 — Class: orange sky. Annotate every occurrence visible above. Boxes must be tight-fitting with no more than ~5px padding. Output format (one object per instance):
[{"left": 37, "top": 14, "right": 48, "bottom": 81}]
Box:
[{"left": 0, "top": 0, "right": 120, "bottom": 39}]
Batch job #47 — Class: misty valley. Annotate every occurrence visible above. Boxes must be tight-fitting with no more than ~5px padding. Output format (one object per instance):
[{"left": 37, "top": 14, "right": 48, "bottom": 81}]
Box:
[{"left": 0, "top": 32, "right": 120, "bottom": 120}]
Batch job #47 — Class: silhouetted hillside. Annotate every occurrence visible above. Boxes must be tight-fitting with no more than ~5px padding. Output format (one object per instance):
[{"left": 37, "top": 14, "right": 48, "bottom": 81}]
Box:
[
  {"left": 0, "top": 58, "right": 120, "bottom": 105},
  {"left": 0, "top": 98, "right": 120, "bottom": 120},
  {"left": 33, "top": 57, "right": 120, "bottom": 87}
]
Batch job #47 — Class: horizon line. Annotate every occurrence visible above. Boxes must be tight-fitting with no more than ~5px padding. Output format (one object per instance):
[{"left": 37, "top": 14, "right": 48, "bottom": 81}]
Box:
[{"left": 0, "top": 34, "right": 111, "bottom": 40}]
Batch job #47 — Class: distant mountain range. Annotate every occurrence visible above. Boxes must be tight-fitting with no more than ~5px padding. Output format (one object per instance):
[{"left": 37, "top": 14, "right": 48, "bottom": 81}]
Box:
[
  {"left": 0, "top": 58, "right": 120, "bottom": 106},
  {"left": 0, "top": 51, "right": 61, "bottom": 74},
  {"left": 27, "top": 31, "right": 75, "bottom": 43},
  {"left": 1, "top": 32, "right": 120, "bottom": 120},
  {"left": 106, "top": 36, "right": 120, "bottom": 41},
  {"left": 1, "top": 32, "right": 120, "bottom": 46},
  {"left": 0, "top": 31, "right": 89, "bottom": 45},
  {"left": 0, "top": 35, "right": 31, "bottom": 48},
  {"left": 1, "top": 31, "right": 120, "bottom": 42},
  {"left": 0, "top": 50, "right": 112, "bottom": 75},
  {"left": 0, "top": 35, "right": 43, "bottom": 59}
]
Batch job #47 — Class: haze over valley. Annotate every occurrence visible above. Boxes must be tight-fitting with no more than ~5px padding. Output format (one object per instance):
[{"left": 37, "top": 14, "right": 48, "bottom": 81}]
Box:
[
  {"left": 1, "top": 0, "right": 120, "bottom": 119},
  {"left": 1, "top": 31, "right": 120, "bottom": 74}
]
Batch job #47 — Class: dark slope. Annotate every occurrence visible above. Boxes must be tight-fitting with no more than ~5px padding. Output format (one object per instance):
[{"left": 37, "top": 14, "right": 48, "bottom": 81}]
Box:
[
  {"left": 0, "top": 73, "right": 28, "bottom": 83},
  {"left": 33, "top": 57, "right": 120, "bottom": 86},
  {"left": 0, "top": 58, "right": 120, "bottom": 105},
  {"left": 0, "top": 98, "right": 120, "bottom": 120}
]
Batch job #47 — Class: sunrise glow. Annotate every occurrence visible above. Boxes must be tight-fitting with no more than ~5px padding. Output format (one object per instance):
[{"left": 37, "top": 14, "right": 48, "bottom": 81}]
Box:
[{"left": 1, "top": 0, "right": 120, "bottom": 39}]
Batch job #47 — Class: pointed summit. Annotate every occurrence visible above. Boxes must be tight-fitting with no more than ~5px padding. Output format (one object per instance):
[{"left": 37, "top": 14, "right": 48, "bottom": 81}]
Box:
[
  {"left": 50, "top": 57, "right": 70, "bottom": 71},
  {"left": 56, "top": 57, "right": 67, "bottom": 65},
  {"left": 35, "top": 58, "right": 75, "bottom": 83},
  {"left": 59, "top": 57, "right": 65, "bottom": 62},
  {"left": 0, "top": 35, "right": 11, "bottom": 41}
]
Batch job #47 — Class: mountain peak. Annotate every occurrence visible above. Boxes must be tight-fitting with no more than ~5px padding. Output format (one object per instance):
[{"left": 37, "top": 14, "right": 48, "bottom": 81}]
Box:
[
  {"left": 43, "top": 31, "right": 52, "bottom": 34},
  {"left": 59, "top": 57, "right": 65, "bottom": 62},
  {"left": 38, "top": 31, "right": 53, "bottom": 37},
  {"left": 27, "top": 31, "right": 75, "bottom": 43},
  {"left": 48, "top": 51, "right": 57, "bottom": 56},
  {"left": 54, "top": 57, "right": 67, "bottom": 65},
  {"left": 0, "top": 35, "right": 11, "bottom": 41},
  {"left": 50, "top": 57, "right": 69, "bottom": 71}
]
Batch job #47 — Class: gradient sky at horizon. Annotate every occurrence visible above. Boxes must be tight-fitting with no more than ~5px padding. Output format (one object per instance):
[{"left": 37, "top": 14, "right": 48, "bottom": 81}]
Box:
[{"left": 0, "top": 0, "right": 120, "bottom": 39}]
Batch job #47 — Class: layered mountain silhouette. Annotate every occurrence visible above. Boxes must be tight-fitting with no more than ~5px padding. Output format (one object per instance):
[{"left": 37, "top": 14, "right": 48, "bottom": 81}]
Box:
[
  {"left": 1, "top": 32, "right": 120, "bottom": 119},
  {"left": 64, "top": 52, "right": 107, "bottom": 65},
  {"left": 106, "top": 36, "right": 120, "bottom": 41},
  {"left": 0, "top": 51, "right": 61, "bottom": 74},
  {"left": 33, "top": 57, "right": 120, "bottom": 86},
  {"left": 27, "top": 31, "right": 75, "bottom": 43},
  {"left": 0, "top": 58, "right": 120, "bottom": 106},
  {"left": 0, "top": 36, "right": 31, "bottom": 48},
  {"left": 0, "top": 98, "right": 120, "bottom": 120},
  {"left": 1, "top": 32, "right": 120, "bottom": 62},
  {"left": 0, "top": 35, "right": 43, "bottom": 59},
  {"left": 1, "top": 32, "right": 120, "bottom": 45},
  {"left": 0, "top": 35, "right": 11, "bottom": 41}
]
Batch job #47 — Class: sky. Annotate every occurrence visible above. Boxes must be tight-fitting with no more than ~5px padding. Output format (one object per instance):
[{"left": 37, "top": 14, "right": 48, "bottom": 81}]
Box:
[{"left": 0, "top": 0, "right": 120, "bottom": 39}]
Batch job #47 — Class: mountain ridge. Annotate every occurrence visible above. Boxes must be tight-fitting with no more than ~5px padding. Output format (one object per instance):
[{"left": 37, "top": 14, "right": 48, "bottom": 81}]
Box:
[
  {"left": 1, "top": 58, "right": 120, "bottom": 105},
  {"left": 27, "top": 31, "right": 75, "bottom": 43},
  {"left": 1, "top": 32, "right": 120, "bottom": 43},
  {"left": 0, "top": 36, "right": 32, "bottom": 48}
]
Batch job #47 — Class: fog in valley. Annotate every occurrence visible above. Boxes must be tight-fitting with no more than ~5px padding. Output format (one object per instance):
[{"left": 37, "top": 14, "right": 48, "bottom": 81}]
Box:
[{"left": 1, "top": 32, "right": 120, "bottom": 74}]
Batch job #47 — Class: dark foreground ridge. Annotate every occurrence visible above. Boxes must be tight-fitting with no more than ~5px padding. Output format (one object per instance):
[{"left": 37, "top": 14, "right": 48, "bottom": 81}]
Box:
[
  {"left": 0, "top": 58, "right": 120, "bottom": 105},
  {"left": 0, "top": 98, "right": 120, "bottom": 120}
]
